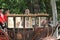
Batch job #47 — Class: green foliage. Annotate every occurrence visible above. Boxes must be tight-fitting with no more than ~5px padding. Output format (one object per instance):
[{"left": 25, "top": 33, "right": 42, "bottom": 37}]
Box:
[
  {"left": 56, "top": 0, "right": 60, "bottom": 20},
  {"left": 0, "top": 0, "right": 52, "bottom": 14},
  {"left": 39, "top": 0, "right": 46, "bottom": 13},
  {"left": 0, "top": 0, "right": 28, "bottom": 14},
  {"left": 0, "top": 0, "right": 59, "bottom": 19},
  {"left": 1, "top": 0, "right": 60, "bottom": 20}
]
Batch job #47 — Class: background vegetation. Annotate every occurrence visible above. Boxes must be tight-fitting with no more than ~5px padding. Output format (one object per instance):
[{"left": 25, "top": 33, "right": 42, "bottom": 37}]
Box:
[{"left": 0, "top": 0, "right": 60, "bottom": 20}]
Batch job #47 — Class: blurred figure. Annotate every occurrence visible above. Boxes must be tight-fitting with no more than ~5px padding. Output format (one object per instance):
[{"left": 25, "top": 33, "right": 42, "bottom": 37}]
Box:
[
  {"left": 0, "top": 8, "right": 5, "bottom": 29},
  {"left": 40, "top": 19, "right": 48, "bottom": 27},
  {"left": 25, "top": 8, "right": 30, "bottom": 14},
  {"left": 42, "top": 36, "right": 57, "bottom": 40},
  {"left": 4, "top": 9, "right": 10, "bottom": 22},
  {"left": 3, "top": 9, "right": 10, "bottom": 32}
]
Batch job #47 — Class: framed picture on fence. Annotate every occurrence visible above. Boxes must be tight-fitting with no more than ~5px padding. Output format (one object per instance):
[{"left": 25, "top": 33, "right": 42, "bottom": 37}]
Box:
[
  {"left": 15, "top": 17, "right": 23, "bottom": 28},
  {"left": 8, "top": 17, "right": 14, "bottom": 28},
  {"left": 25, "top": 17, "right": 33, "bottom": 28}
]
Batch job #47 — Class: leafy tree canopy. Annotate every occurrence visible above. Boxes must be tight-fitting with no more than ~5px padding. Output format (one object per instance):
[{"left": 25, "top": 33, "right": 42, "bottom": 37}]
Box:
[{"left": 0, "top": 0, "right": 60, "bottom": 20}]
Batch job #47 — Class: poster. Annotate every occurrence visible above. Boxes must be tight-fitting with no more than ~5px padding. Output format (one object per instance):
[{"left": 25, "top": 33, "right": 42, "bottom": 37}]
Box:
[
  {"left": 8, "top": 17, "right": 14, "bottom": 28},
  {"left": 15, "top": 17, "right": 23, "bottom": 28},
  {"left": 25, "top": 17, "right": 33, "bottom": 28}
]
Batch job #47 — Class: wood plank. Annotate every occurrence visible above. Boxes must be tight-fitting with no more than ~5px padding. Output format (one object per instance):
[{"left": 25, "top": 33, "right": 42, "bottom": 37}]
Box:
[{"left": 7, "top": 13, "right": 49, "bottom": 17}]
